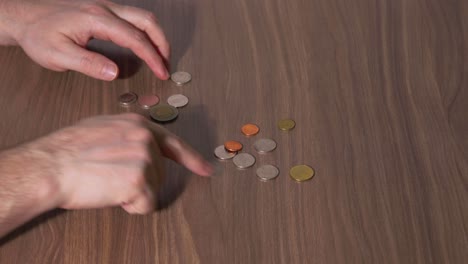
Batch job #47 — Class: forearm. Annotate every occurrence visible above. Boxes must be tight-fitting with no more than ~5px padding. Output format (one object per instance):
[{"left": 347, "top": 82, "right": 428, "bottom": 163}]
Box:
[{"left": 0, "top": 143, "right": 60, "bottom": 237}]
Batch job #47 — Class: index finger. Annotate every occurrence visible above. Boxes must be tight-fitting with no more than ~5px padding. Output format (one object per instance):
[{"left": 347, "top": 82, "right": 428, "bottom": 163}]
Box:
[
  {"left": 90, "top": 14, "right": 169, "bottom": 79},
  {"left": 145, "top": 120, "right": 213, "bottom": 177},
  {"left": 105, "top": 4, "right": 170, "bottom": 61}
]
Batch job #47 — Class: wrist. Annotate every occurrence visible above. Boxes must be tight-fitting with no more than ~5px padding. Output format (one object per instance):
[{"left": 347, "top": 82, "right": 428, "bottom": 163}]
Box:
[
  {"left": 25, "top": 140, "right": 65, "bottom": 211},
  {"left": 3, "top": 141, "right": 64, "bottom": 212},
  {"left": 0, "top": 141, "right": 63, "bottom": 237}
]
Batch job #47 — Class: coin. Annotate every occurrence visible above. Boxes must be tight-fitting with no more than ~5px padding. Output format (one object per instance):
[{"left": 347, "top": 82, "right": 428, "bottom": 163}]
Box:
[
  {"left": 289, "top": 165, "right": 315, "bottom": 182},
  {"left": 138, "top": 94, "right": 160, "bottom": 109},
  {"left": 233, "top": 153, "right": 256, "bottom": 169},
  {"left": 214, "top": 145, "right": 237, "bottom": 160},
  {"left": 167, "top": 94, "right": 189, "bottom": 108},
  {"left": 253, "top": 138, "right": 277, "bottom": 154},
  {"left": 119, "top": 92, "right": 137, "bottom": 106},
  {"left": 278, "top": 119, "right": 296, "bottom": 131},
  {"left": 170, "top": 71, "right": 192, "bottom": 85},
  {"left": 256, "top": 165, "right": 279, "bottom": 181},
  {"left": 224, "top": 141, "right": 243, "bottom": 152},
  {"left": 241, "top": 123, "right": 260, "bottom": 136},
  {"left": 149, "top": 104, "right": 179, "bottom": 122}
]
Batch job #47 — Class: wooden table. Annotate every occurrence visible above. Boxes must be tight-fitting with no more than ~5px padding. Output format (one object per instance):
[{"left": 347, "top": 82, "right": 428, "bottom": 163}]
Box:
[{"left": 0, "top": 0, "right": 467, "bottom": 263}]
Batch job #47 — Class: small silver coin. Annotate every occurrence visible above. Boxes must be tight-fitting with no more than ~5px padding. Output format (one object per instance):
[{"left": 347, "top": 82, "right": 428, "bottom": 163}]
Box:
[
  {"left": 170, "top": 71, "right": 192, "bottom": 85},
  {"left": 214, "top": 145, "right": 237, "bottom": 160},
  {"left": 253, "top": 138, "right": 277, "bottom": 154},
  {"left": 167, "top": 94, "right": 189, "bottom": 108},
  {"left": 119, "top": 92, "right": 137, "bottom": 106},
  {"left": 233, "top": 153, "right": 256, "bottom": 169},
  {"left": 256, "top": 165, "right": 280, "bottom": 181}
]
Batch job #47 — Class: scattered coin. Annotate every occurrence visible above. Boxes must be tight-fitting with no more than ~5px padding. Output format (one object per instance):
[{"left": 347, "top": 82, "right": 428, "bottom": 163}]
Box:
[
  {"left": 289, "top": 165, "right": 315, "bottom": 182},
  {"left": 224, "top": 141, "right": 243, "bottom": 152},
  {"left": 138, "top": 94, "right": 160, "bottom": 109},
  {"left": 214, "top": 145, "right": 237, "bottom": 160},
  {"left": 119, "top": 92, "right": 137, "bottom": 107},
  {"left": 149, "top": 104, "right": 179, "bottom": 122},
  {"left": 253, "top": 138, "right": 277, "bottom": 154},
  {"left": 241, "top": 123, "right": 260, "bottom": 136},
  {"left": 171, "top": 71, "right": 192, "bottom": 85},
  {"left": 278, "top": 119, "right": 296, "bottom": 131},
  {"left": 233, "top": 153, "right": 256, "bottom": 169},
  {"left": 256, "top": 165, "right": 280, "bottom": 181},
  {"left": 167, "top": 94, "right": 189, "bottom": 108}
]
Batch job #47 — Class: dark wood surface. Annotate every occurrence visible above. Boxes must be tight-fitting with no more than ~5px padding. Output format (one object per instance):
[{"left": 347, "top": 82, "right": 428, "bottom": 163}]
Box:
[{"left": 0, "top": 0, "right": 467, "bottom": 263}]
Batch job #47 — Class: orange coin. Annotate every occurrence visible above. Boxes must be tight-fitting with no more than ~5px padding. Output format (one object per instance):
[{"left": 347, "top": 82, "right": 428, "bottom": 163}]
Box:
[
  {"left": 224, "top": 141, "right": 243, "bottom": 152},
  {"left": 241, "top": 123, "right": 260, "bottom": 136}
]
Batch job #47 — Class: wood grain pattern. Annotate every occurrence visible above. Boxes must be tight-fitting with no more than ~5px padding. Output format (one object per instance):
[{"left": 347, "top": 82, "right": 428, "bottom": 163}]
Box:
[{"left": 0, "top": 0, "right": 467, "bottom": 263}]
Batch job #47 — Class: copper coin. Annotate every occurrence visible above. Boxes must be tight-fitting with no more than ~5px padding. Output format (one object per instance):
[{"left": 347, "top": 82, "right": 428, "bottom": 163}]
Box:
[
  {"left": 241, "top": 123, "right": 260, "bottom": 136},
  {"left": 119, "top": 92, "right": 137, "bottom": 107},
  {"left": 214, "top": 145, "right": 237, "bottom": 160},
  {"left": 138, "top": 94, "right": 160, "bottom": 109},
  {"left": 224, "top": 141, "right": 243, "bottom": 152}
]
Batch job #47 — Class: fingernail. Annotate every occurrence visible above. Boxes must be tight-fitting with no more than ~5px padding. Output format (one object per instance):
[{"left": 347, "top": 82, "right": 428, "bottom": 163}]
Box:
[
  {"left": 159, "top": 67, "right": 169, "bottom": 80},
  {"left": 103, "top": 64, "right": 118, "bottom": 80}
]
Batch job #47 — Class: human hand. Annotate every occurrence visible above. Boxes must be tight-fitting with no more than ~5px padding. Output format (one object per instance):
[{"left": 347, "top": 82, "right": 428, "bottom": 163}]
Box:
[
  {"left": 0, "top": 0, "right": 170, "bottom": 80},
  {"left": 34, "top": 114, "right": 212, "bottom": 214}
]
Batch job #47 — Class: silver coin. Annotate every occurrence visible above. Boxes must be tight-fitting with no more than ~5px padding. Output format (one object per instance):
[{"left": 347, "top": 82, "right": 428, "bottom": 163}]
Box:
[
  {"left": 214, "top": 145, "right": 236, "bottom": 160},
  {"left": 233, "top": 153, "right": 256, "bottom": 169},
  {"left": 253, "top": 138, "right": 277, "bottom": 154},
  {"left": 118, "top": 92, "right": 137, "bottom": 106},
  {"left": 170, "top": 71, "right": 192, "bottom": 85},
  {"left": 167, "top": 94, "right": 189, "bottom": 108},
  {"left": 256, "top": 165, "right": 280, "bottom": 181}
]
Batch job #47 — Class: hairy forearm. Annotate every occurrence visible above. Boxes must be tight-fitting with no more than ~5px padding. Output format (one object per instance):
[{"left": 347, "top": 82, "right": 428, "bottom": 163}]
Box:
[{"left": 0, "top": 143, "right": 60, "bottom": 237}]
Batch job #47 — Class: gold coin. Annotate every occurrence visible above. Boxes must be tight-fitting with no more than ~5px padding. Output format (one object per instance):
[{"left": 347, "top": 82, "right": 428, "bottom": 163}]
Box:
[
  {"left": 278, "top": 119, "right": 296, "bottom": 131},
  {"left": 289, "top": 165, "right": 315, "bottom": 182},
  {"left": 150, "top": 104, "right": 179, "bottom": 122}
]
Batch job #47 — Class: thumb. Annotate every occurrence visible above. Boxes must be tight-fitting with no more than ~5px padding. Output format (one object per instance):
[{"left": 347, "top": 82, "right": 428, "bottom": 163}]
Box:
[{"left": 121, "top": 185, "right": 155, "bottom": 214}]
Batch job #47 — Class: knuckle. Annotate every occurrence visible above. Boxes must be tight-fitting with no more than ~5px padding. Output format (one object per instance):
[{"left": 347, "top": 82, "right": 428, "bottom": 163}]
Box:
[
  {"left": 79, "top": 54, "right": 95, "bottom": 70},
  {"left": 142, "top": 11, "right": 158, "bottom": 26},
  {"left": 79, "top": 3, "right": 109, "bottom": 16},
  {"left": 130, "top": 30, "right": 148, "bottom": 46},
  {"left": 121, "top": 113, "right": 145, "bottom": 123},
  {"left": 132, "top": 128, "right": 153, "bottom": 143},
  {"left": 166, "top": 136, "right": 183, "bottom": 150},
  {"left": 128, "top": 172, "right": 146, "bottom": 189}
]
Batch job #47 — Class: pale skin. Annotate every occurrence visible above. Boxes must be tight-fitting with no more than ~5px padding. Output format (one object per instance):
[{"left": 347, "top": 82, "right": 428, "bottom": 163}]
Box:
[{"left": 0, "top": 0, "right": 212, "bottom": 238}]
